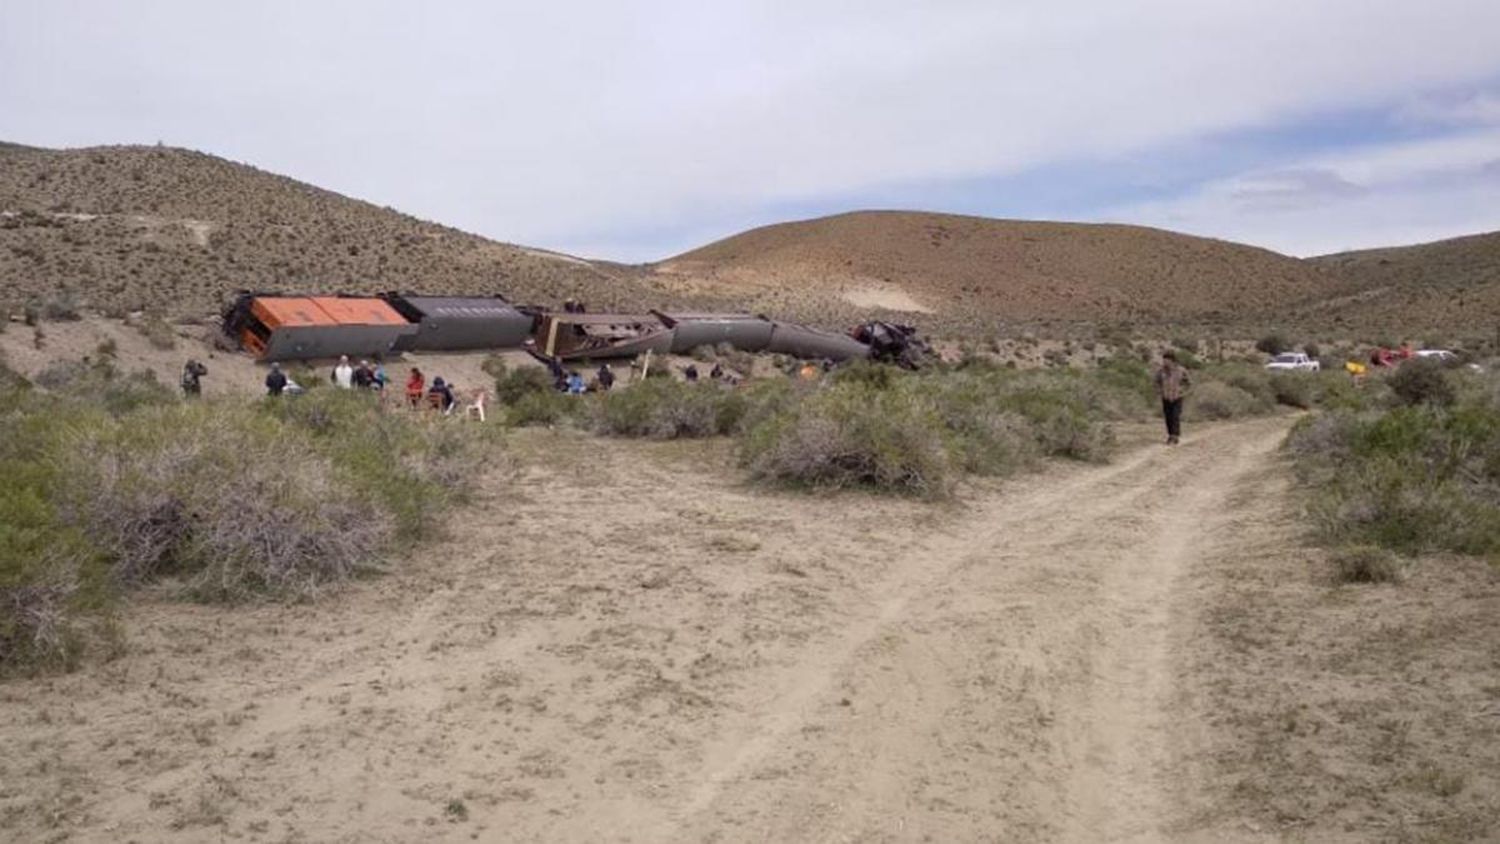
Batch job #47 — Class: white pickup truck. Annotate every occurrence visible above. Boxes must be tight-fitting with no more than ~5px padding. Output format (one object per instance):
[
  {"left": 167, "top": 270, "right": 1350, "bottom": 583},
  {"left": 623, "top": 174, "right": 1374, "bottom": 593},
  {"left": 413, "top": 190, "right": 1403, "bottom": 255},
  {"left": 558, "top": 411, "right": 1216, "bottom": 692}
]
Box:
[{"left": 1264, "top": 352, "right": 1321, "bottom": 372}]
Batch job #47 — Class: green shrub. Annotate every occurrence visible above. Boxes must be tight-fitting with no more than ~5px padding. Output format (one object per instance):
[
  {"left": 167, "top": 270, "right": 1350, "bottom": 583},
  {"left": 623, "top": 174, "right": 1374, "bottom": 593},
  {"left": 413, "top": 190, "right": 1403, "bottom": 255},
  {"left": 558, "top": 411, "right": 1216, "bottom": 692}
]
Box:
[
  {"left": 1269, "top": 372, "right": 1314, "bottom": 409},
  {"left": 0, "top": 451, "right": 102, "bottom": 674},
  {"left": 505, "top": 389, "right": 576, "bottom": 428},
  {"left": 1291, "top": 402, "right": 1500, "bottom": 556},
  {"left": 591, "top": 380, "right": 744, "bottom": 439},
  {"left": 495, "top": 365, "right": 555, "bottom": 404},
  {"left": 266, "top": 390, "right": 483, "bottom": 539},
  {"left": 33, "top": 358, "right": 177, "bottom": 416},
  {"left": 1255, "top": 333, "right": 1290, "bottom": 355},
  {"left": 1389, "top": 358, "right": 1455, "bottom": 407},
  {"left": 53, "top": 403, "right": 390, "bottom": 600},
  {"left": 1187, "top": 381, "right": 1262, "bottom": 420},
  {"left": 740, "top": 382, "right": 953, "bottom": 498}
]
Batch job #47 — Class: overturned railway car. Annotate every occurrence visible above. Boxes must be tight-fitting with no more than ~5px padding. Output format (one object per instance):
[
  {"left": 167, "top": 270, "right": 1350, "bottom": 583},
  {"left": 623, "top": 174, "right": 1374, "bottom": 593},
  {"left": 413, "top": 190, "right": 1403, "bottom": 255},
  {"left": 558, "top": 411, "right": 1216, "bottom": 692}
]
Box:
[
  {"left": 384, "top": 294, "right": 534, "bottom": 352},
  {"left": 223, "top": 294, "right": 416, "bottom": 361},
  {"left": 653, "top": 311, "right": 776, "bottom": 354}
]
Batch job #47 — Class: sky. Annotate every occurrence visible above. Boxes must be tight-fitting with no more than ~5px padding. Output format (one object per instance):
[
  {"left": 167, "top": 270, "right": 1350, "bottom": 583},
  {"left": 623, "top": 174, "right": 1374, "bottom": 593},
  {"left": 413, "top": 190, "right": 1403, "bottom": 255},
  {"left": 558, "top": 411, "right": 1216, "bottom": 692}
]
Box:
[{"left": 2, "top": 0, "right": 1499, "bottom": 262}]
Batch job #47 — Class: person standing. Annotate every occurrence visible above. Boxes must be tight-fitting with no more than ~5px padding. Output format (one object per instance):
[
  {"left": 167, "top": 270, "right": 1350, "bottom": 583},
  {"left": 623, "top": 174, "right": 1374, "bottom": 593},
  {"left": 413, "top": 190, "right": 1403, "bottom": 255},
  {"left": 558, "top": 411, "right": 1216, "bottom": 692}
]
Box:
[
  {"left": 332, "top": 355, "right": 354, "bottom": 389},
  {"left": 180, "top": 359, "right": 208, "bottom": 397},
  {"left": 1154, "top": 350, "right": 1191, "bottom": 445},
  {"left": 352, "top": 359, "right": 374, "bottom": 389},
  {"left": 596, "top": 363, "right": 615, "bottom": 391},
  {"left": 265, "top": 362, "right": 288, "bottom": 397}
]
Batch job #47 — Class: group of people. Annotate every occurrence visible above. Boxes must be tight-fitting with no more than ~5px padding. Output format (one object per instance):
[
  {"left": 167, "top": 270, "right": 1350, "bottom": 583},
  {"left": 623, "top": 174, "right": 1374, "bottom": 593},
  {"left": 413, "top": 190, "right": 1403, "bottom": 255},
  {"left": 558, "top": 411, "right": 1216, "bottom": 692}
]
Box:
[
  {"left": 259, "top": 355, "right": 463, "bottom": 413},
  {"left": 404, "top": 367, "right": 458, "bottom": 412},
  {"left": 683, "top": 362, "right": 737, "bottom": 384}
]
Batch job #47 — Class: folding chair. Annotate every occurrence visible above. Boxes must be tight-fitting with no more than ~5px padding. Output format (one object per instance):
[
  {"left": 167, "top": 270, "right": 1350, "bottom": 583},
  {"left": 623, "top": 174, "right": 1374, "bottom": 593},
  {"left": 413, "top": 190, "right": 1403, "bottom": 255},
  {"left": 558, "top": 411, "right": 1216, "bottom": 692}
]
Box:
[{"left": 461, "top": 389, "right": 488, "bottom": 422}]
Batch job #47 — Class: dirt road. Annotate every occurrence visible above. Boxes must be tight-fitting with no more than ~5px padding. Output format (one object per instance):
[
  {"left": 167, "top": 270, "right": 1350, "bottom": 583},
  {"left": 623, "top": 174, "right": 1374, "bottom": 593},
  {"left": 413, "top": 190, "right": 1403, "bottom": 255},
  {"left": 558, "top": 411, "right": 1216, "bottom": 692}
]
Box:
[{"left": 2, "top": 417, "right": 1297, "bottom": 842}]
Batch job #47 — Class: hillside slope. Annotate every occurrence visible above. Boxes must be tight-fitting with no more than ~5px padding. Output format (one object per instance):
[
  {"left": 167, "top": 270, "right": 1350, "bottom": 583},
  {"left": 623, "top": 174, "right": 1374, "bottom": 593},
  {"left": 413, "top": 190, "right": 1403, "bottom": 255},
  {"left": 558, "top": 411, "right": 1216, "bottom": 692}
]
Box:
[
  {"left": 1309, "top": 230, "right": 1500, "bottom": 333},
  {"left": 0, "top": 143, "right": 642, "bottom": 317},
  {"left": 652, "top": 211, "right": 1343, "bottom": 330}
]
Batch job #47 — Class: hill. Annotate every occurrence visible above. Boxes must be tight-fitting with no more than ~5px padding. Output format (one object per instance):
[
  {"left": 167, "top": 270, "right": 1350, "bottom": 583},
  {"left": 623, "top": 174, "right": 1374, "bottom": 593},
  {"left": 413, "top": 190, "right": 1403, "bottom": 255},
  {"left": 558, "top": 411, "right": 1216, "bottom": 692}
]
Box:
[
  {"left": 0, "top": 143, "right": 648, "bottom": 318},
  {"left": 651, "top": 211, "right": 1345, "bottom": 332},
  {"left": 1308, "top": 230, "right": 1500, "bottom": 335}
]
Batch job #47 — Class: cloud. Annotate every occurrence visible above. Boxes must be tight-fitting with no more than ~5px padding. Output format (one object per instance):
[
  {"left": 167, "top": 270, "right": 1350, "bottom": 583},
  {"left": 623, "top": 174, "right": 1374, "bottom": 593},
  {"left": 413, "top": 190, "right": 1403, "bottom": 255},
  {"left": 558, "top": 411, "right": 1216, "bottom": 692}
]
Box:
[
  {"left": 1396, "top": 91, "right": 1500, "bottom": 126},
  {"left": 1106, "top": 127, "right": 1500, "bottom": 255},
  {"left": 2, "top": 0, "right": 1500, "bottom": 259}
]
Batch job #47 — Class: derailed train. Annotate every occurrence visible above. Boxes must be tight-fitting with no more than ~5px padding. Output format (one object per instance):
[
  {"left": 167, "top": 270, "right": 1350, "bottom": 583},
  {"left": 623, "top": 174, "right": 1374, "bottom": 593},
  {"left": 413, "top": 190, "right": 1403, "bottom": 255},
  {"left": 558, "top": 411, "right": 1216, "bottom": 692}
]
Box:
[{"left": 221, "top": 291, "right": 913, "bottom": 365}]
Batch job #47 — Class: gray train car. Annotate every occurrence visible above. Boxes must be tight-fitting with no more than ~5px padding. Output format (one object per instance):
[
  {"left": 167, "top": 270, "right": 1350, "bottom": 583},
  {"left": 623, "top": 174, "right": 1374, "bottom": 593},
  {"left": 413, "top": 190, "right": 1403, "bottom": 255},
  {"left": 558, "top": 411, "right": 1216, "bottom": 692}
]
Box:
[
  {"left": 766, "top": 322, "right": 871, "bottom": 362},
  {"left": 385, "top": 294, "right": 534, "bottom": 352},
  {"left": 653, "top": 311, "right": 776, "bottom": 354}
]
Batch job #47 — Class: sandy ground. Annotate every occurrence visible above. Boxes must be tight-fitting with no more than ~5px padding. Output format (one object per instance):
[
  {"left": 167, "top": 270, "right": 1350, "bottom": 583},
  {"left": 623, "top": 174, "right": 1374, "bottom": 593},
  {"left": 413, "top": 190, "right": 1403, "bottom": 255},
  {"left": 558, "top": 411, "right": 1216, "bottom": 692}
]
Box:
[{"left": 3, "top": 415, "right": 1497, "bottom": 842}]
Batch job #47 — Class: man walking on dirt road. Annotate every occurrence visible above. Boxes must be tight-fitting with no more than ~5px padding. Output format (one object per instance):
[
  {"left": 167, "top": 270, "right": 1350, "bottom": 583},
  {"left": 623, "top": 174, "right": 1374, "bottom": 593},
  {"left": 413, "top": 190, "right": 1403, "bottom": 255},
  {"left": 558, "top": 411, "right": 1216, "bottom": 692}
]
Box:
[{"left": 1154, "top": 350, "right": 1191, "bottom": 445}]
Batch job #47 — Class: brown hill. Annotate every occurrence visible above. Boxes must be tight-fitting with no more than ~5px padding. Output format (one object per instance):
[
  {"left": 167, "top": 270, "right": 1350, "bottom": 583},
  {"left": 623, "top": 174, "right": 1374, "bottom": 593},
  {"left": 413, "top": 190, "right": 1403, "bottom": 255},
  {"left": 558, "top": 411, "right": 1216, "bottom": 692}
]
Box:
[
  {"left": 0, "top": 142, "right": 646, "bottom": 318},
  {"left": 1308, "top": 231, "right": 1500, "bottom": 335},
  {"left": 651, "top": 211, "right": 1344, "bottom": 332}
]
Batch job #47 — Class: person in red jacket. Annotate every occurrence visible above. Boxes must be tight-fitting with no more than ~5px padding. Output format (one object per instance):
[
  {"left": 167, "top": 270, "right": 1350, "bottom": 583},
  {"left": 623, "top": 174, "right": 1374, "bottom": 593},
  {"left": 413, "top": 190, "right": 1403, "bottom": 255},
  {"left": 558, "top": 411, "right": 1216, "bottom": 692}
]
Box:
[{"left": 405, "top": 367, "right": 425, "bottom": 408}]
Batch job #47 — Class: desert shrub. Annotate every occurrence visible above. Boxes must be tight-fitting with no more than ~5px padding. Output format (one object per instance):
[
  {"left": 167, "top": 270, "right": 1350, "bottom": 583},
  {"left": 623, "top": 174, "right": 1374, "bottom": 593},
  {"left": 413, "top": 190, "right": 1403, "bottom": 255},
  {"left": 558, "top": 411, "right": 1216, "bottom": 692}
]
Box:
[
  {"left": 1187, "top": 382, "right": 1258, "bottom": 420},
  {"left": 32, "top": 291, "right": 82, "bottom": 322},
  {"left": 0, "top": 439, "right": 103, "bottom": 673},
  {"left": 53, "top": 403, "right": 389, "bottom": 600},
  {"left": 1255, "top": 333, "right": 1290, "bottom": 355},
  {"left": 1285, "top": 411, "right": 1364, "bottom": 465},
  {"left": 1219, "top": 367, "right": 1276, "bottom": 408},
  {"left": 1329, "top": 545, "right": 1403, "bottom": 584},
  {"left": 494, "top": 365, "right": 554, "bottom": 404},
  {"left": 1093, "top": 357, "right": 1156, "bottom": 406},
  {"left": 712, "top": 342, "right": 757, "bottom": 376},
  {"left": 504, "top": 389, "right": 576, "bottom": 428},
  {"left": 831, "top": 359, "right": 898, "bottom": 391},
  {"left": 266, "top": 390, "right": 483, "bottom": 539},
  {"left": 1174, "top": 349, "right": 1205, "bottom": 370},
  {"left": 591, "top": 380, "right": 743, "bottom": 439},
  {"left": 138, "top": 311, "right": 177, "bottom": 350},
  {"left": 96, "top": 338, "right": 118, "bottom": 359},
  {"left": 740, "top": 382, "right": 953, "bottom": 498},
  {"left": 1303, "top": 342, "right": 1322, "bottom": 359},
  {"left": 1291, "top": 401, "right": 1500, "bottom": 556},
  {"left": 994, "top": 380, "right": 1116, "bottom": 461},
  {"left": 1269, "top": 372, "right": 1314, "bottom": 409},
  {"left": 1389, "top": 358, "right": 1455, "bottom": 407},
  {"left": 33, "top": 358, "right": 177, "bottom": 416}
]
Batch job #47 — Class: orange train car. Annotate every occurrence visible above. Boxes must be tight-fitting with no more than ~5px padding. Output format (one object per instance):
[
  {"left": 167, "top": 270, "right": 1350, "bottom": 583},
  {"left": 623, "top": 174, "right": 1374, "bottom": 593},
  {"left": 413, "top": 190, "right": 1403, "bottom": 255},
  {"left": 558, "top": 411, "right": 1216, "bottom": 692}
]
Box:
[{"left": 224, "top": 293, "right": 416, "bottom": 361}]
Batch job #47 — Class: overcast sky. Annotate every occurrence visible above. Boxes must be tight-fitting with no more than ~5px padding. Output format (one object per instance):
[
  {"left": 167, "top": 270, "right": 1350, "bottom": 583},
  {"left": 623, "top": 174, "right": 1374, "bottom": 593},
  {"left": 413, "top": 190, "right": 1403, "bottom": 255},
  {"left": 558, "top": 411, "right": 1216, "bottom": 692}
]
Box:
[{"left": 3, "top": 0, "right": 1499, "bottom": 261}]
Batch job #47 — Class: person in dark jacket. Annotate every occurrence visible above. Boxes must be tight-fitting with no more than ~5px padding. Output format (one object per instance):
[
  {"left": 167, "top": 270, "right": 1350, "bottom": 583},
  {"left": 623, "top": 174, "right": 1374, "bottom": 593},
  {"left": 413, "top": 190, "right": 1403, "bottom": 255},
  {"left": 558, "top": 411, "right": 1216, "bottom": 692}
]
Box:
[
  {"left": 428, "top": 377, "right": 456, "bottom": 413},
  {"left": 352, "top": 360, "right": 374, "bottom": 389},
  {"left": 683, "top": 364, "right": 699, "bottom": 382},
  {"left": 596, "top": 364, "right": 615, "bottom": 391},
  {"left": 1153, "top": 350, "right": 1192, "bottom": 445},
  {"left": 265, "top": 363, "right": 288, "bottom": 397},
  {"left": 180, "top": 359, "right": 208, "bottom": 397}
]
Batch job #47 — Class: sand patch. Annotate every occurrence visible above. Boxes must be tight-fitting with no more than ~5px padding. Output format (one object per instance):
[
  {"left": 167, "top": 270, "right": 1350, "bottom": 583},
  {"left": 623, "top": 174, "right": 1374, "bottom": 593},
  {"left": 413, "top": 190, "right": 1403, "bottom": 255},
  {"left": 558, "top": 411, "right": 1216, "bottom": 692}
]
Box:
[{"left": 841, "top": 285, "right": 932, "bottom": 313}]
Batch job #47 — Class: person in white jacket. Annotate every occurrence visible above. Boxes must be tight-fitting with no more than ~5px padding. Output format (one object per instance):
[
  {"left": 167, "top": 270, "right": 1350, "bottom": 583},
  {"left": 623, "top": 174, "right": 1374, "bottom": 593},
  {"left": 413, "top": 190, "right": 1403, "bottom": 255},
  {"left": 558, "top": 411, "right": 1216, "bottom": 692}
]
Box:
[{"left": 332, "top": 355, "right": 354, "bottom": 389}]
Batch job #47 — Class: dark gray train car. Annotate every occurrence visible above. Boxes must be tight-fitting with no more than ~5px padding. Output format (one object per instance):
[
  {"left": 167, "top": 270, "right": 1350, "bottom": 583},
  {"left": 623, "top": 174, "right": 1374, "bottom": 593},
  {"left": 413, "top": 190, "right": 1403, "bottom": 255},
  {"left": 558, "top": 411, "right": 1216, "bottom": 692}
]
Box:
[
  {"left": 385, "top": 294, "right": 534, "bottom": 352},
  {"left": 653, "top": 311, "right": 777, "bottom": 354},
  {"left": 766, "top": 322, "right": 871, "bottom": 362}
]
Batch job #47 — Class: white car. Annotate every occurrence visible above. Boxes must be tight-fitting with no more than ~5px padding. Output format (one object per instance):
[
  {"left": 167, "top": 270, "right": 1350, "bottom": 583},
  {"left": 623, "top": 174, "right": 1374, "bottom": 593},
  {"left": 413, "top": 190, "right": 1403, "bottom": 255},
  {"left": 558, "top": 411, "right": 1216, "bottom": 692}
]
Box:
[
  {"left": 1413, "top": 349, "right": 1456, "bottom": 363},
  {"left": 1264, "top": 352, "right": 1321, "bottom": 372}
]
